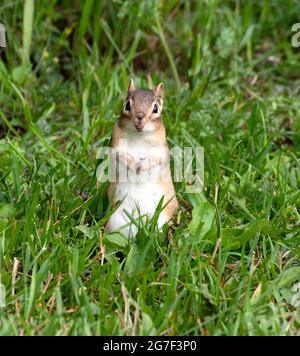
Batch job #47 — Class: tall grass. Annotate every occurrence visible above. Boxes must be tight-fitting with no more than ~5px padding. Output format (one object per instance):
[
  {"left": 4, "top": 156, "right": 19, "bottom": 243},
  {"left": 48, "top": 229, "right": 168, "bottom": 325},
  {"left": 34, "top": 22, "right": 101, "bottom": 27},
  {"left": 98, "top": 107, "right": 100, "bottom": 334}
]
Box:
[{"left": 0, "top": 0, "right": 299, "bottom": 335}]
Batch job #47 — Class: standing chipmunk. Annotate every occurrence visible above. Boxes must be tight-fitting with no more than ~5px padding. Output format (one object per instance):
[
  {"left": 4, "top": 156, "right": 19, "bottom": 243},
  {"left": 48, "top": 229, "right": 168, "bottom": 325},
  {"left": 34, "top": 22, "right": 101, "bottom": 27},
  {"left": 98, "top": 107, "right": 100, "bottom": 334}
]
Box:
[{"left": 106, "top": 79, "right": 178, "bottom": 238}]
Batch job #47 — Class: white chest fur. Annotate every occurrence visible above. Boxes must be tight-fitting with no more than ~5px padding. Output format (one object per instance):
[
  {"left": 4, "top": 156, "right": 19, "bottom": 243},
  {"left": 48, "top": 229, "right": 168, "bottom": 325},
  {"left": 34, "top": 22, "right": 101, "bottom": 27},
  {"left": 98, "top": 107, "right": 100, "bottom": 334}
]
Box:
[
  {"left": 114, "top": 133, "right": 166, "bottom": 206},
  {"left": 117, "top": 132, "right": 161, "bottom": 161},
  {"left": 107, "top": 132, "right": 169, "bottom": 236},
  {"left": 115, "top": 133, "right": 167, "bottom": 183}
]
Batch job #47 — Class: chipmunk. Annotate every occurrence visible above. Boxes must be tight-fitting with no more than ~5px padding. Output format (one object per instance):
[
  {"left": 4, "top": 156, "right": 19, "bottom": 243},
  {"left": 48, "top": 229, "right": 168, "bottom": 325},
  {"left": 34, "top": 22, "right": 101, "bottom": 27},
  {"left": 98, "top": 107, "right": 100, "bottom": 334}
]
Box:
[{"left": 106, "top": 79, "right": 178, "bottom": 238}]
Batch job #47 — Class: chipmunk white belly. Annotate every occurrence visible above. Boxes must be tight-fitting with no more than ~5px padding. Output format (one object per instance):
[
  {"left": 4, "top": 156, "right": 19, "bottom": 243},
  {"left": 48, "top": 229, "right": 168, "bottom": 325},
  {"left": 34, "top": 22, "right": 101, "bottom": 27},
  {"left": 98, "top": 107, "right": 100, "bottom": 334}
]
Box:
[
  {"left": 107, "top": 182, "right": 167, "bottom": 238},
  {"left": 107, "top": 137, "right": 168, "bottom": 237},
  {"left": 116, "top": 182, "right": 164, "bottom": 213}
]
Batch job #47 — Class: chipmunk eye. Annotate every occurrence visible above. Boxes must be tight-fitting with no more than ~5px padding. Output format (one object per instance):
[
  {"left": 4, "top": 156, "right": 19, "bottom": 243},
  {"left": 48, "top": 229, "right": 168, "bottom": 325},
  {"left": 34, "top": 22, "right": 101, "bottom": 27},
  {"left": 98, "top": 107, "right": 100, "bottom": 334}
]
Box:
[
  {"left": 125, "top": 101, "right": 131, "bottom": 112},
  {"left": 152, "top": 103, "right": 158, "bottom": 113}
]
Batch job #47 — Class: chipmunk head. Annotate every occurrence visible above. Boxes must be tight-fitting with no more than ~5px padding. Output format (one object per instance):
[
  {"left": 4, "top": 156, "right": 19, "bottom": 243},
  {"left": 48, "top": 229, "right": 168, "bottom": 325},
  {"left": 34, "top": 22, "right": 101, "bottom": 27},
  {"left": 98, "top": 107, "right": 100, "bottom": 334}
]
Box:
[{"left": 121, "top": 79, "right": 164, "bottom": 133}]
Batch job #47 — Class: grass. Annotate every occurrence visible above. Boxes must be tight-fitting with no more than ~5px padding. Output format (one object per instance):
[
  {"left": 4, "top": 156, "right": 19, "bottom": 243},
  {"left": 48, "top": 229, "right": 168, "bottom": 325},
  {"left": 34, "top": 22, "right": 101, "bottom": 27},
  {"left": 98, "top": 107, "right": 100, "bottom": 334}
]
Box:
[{"left": 0, "top": 0, "right": 300, "bottom": 336}]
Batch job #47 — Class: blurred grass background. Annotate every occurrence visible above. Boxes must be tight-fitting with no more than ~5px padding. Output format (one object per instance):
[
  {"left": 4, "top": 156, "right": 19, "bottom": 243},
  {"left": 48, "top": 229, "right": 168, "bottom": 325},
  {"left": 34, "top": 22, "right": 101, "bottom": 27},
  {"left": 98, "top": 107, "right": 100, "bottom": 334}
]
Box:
[{"left": 0, "top": 0, "right": 300, "bottom": 335}]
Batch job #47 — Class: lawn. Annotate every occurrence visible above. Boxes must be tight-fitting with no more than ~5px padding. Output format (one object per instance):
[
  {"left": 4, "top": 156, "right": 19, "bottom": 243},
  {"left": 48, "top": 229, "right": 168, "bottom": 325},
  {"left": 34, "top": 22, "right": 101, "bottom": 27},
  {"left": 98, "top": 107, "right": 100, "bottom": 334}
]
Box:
[{"left": 0, "top": 0, "right": 300, "bottom": 336}]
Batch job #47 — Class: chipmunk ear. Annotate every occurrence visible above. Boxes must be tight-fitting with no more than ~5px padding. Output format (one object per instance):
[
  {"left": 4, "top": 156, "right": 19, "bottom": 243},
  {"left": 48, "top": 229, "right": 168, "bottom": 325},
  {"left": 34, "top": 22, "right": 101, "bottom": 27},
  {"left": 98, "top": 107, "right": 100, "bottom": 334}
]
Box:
[
  {"left": 128, "top": 79, "right": 135, "bottom": 95},
  {"left": 155, "top": 83, "right": 164, "bottom": 99}
]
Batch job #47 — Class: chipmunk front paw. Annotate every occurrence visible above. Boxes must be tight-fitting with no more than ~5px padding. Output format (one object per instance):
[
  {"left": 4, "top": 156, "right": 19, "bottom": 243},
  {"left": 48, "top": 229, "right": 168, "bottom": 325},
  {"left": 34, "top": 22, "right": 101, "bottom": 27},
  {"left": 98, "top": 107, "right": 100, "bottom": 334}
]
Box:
[
  {"left": 136, "top": 156, "right": 151, "bottom": 174},
  {"left": 116, "top": 152, "right": 135, "bottom": 169}
]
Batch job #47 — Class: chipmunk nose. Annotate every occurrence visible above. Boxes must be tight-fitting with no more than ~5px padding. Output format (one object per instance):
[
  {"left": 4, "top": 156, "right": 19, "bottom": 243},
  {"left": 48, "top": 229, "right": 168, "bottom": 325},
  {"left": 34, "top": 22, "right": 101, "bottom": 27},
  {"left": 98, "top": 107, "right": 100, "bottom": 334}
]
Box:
[{"left": 136, "top": 112, "right": 145, "bottom": 121}]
